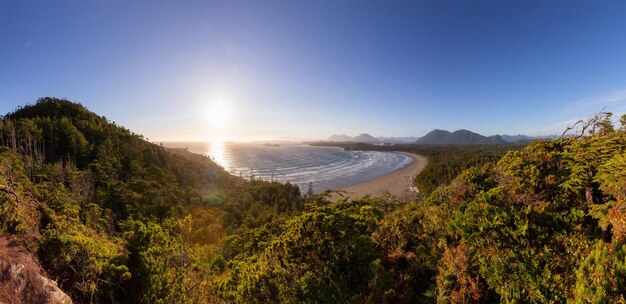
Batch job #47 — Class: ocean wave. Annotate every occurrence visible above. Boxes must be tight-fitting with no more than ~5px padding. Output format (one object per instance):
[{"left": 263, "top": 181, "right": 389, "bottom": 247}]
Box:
[{"left": 206, "top": 144, "right": 412, "bottom": 193}]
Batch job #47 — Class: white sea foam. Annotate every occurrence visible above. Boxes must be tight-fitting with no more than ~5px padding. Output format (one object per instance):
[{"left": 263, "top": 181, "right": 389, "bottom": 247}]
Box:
[{"left": 205, "top": 143, "right": 412, "bottom": 193}]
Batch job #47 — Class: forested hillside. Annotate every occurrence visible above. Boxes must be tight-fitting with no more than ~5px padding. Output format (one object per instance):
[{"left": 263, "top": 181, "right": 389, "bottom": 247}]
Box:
[
  {"left": 311, "top": 141, "right": 522, "bottom": 196},
  {"left": 2, "top": 99, "right": 626, "bottom": 303},
  {"left": 0, "top": 98, "right": 298, "bottom": 303}
]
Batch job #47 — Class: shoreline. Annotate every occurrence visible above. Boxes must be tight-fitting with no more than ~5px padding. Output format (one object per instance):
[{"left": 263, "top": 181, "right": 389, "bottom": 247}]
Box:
[
  {"left": 329, "top": 152, "right": 428, "bottom": 201},
  {"left": 166, "top": 145, "right": 429, "bottom": 201}
]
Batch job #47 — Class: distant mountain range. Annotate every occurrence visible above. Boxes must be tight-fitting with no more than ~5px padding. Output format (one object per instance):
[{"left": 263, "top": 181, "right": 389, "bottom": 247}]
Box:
[
  {"left": 499, "top": 134, "right": 554, "bottom": 142},
  {"left": 327, "top": 130, "right": 550, "bottom": 145},
  {"left": 353, "top": 133, "right": 379, "bottom": 143},
  {"left": 327, "top": 134, "right": 356, "bottom": 142},
  {"left": 327, "top": 134, "right": 418, "bottom": 144},
  {"left": 416, "top": 129, "right": 506, "bottom": 144},
  {"left": 376, "top": 136, "right": 420, "bottom": 143}
]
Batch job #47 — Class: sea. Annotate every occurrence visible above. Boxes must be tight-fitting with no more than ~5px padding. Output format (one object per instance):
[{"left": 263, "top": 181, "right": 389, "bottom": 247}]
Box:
[{"left": 165, "top": 142, "right": 412, "bottom": 193}]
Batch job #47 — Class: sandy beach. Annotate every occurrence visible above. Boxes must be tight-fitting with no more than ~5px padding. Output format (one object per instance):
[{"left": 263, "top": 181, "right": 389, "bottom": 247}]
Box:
[{"left": 329, "top": 152, "right": 428, "bottom": 201}]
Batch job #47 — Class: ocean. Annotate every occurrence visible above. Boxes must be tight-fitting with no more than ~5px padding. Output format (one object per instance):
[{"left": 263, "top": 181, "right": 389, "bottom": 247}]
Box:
[{"left": 167, "top": 142, "right": 412, "bottom": 193}]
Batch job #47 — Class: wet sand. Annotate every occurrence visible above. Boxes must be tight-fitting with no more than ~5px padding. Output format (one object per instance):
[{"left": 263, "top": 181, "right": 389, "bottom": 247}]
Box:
[{"left": 329, "top": 152, "right": 428, "bottom": 201}]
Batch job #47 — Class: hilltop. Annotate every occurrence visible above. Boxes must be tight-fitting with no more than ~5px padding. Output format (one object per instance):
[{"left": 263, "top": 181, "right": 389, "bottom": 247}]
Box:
[
  {"left": 327, "top": 134, "right": 418, "bottom": 144},
  {"left": 415, "top": 129, "right": 507, "bottom": 144},
  {"left": 327, "top": 134, "right": 354, "bottom": 141},
  {"left": 328, "top": 133, "right": 379, "bottom": 143}
]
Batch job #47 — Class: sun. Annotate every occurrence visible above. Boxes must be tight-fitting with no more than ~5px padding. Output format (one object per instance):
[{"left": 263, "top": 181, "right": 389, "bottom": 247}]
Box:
[{"left": 207, "top": 102, "right": 231, "bottom": 129}]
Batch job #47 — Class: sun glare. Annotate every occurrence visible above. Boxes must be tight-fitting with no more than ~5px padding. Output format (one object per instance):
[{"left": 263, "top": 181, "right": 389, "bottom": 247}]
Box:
[{"left": 207, "top": 102, "right": 232, "bottom": 129}]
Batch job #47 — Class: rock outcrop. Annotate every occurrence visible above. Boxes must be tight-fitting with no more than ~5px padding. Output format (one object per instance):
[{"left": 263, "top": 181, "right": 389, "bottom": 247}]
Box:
[{"left": 0, "top": 237, "right": 72, "bottom": 304}]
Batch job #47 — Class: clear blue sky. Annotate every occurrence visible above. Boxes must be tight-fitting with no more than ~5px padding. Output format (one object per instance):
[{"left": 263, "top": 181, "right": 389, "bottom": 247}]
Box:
[{"left": 2, "top": 1, "right": 626, "bottom": 141}]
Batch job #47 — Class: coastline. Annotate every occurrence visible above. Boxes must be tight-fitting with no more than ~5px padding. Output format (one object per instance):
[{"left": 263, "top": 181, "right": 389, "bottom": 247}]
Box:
[
  {"left": 329, "top": 152, "right": 428, "bottom": 201},
  {"left": 167, "top": 144, "right": 429, "bottom": 201}
]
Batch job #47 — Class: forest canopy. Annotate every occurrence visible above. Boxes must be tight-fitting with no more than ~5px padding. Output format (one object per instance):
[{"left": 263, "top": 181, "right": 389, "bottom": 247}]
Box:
[{"left": 1, "top": 98, "right": 626, "bottom": 303}]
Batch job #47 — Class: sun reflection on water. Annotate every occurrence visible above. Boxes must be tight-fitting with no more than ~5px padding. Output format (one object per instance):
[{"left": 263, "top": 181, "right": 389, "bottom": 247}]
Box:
[{"left": 207, "top": 141, "right": 230, "bottom": 171}]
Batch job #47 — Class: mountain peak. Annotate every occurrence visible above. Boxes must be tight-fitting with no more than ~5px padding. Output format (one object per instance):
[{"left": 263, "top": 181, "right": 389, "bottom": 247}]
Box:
[
  {"left": 416, "top": 129, "right": 506, "bottom": 144},
  {"left": 327, "top": 134, "right": 354, "bottom": 141},
  {"left": 353, "top": 133, "right": 379, "bottom": 143},
  {"left": 327, "top": 134, "right": 419, "bottom": 144}
]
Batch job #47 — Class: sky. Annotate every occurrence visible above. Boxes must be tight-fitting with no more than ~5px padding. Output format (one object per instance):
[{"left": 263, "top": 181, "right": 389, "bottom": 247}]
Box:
[{"left": 2, "top": 0, "right": 626, "bottom": 141}]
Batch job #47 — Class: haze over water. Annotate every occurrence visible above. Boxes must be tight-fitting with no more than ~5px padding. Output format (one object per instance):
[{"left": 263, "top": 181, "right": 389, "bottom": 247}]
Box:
[{"left": 176, "top": 142, "right": 412, "bottom": 193}]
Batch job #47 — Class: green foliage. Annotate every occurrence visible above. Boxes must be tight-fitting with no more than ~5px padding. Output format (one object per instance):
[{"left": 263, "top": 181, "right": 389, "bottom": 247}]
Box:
[
  {"left": 0, "top": 149, "right": 44, "bottom": 245},
  {"left": 572, "top": 241, "right": 626, "bottom": 303},
  {"left": 218, "top": 198, "right": 384, "bottom": 303},
  {"left": 369, "top": 203, "right": 443, "bottom": 302},
  {"left": 412, "top": 145, "right": 516, "bottom": 196},
  {"left": 425, "top": 113, "right": 626, "bottom": 302},
  {"left": 221, "top": 180, "right": 303, "bottom": 230},
  {"left": 123, "top": 220, "right": 188, "bottom": 304},
  {"left": 40, "top": 212, "right": 130, "bottom": 303},
  {"left": 0, "top": 98, "right": 235, "bottom": 303},
  {"left": 5, "top": 100, "right": 626, "bottom": 304},
  {"left": 3, "top": 98, "right": 233, "bottom": 222}
]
